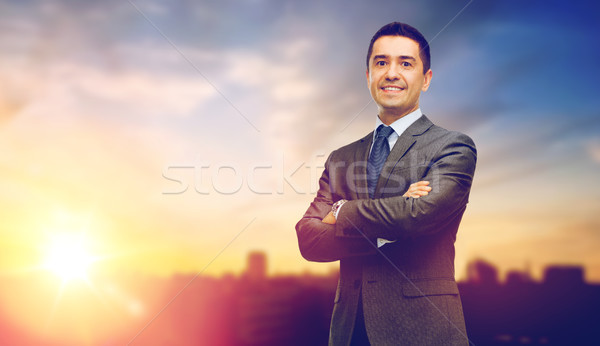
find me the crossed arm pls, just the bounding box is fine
[295,179,433,262]
[333,135,476,241]
[321,181,431,224]
[296,133,476,262]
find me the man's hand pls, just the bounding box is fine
[322,211,336,224]
[321,181,431,224]
[403,181,431,198]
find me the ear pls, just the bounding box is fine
[421,69,433,91]
[366,68,370,89]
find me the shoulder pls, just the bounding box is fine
[422,125,477,172]
[428,125,475,147]
[414,118,477,164]
[417,115,475,149]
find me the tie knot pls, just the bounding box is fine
[376,125,394,139]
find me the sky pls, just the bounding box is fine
[1,0,600,286]
[2,0,600,343]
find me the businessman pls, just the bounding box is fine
[296,22,476,345]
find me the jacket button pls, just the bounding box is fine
[353,280,360,289]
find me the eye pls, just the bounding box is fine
[401,61,412,67]
[375,60,387,66]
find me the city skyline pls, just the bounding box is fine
[2,252,597,345]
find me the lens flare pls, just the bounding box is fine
[43,234,95,282]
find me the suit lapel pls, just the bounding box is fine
[354,132,373,200]
[375,115,434,197]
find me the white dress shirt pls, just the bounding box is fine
[371,108,422,156]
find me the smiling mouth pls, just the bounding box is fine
[381,86,405,91]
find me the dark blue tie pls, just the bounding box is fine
[367,125,395,198]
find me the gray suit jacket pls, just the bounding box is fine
[296,115,476,345]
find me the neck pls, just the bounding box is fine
[378,105,418,125]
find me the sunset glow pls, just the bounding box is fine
[0,0,599,344]
[42,234,95,282]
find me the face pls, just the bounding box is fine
[366,36,432,121]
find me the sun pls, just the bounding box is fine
[43,234,96,282]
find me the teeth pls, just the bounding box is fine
[383,87,403,91]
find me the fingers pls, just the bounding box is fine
[403,181,431,198]
[321,211,337,224]
[413,181,430,186]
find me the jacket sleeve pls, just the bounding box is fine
[334,133,477,240]
[295,152,377,262]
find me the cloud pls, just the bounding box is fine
[0,92,26,125]
[72,64,217,116]
[220,44,320,103]
[0,56,218,123]
[586,139,600,163]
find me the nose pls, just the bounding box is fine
[385,62,401,80]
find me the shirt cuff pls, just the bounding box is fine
[333,200,347,220]
[377,238,397,248]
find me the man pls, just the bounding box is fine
[296,22,476,345]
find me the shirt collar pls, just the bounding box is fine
[374,108,422,137]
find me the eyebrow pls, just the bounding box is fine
[372,54,416,61]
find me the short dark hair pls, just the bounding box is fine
[366,22,431,74]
